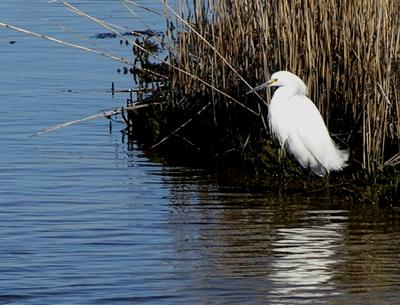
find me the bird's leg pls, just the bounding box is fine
[278,145,286,163]
[306,169,312,195]
[275,146,286,184]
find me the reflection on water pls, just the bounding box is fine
[157,167,400,305]
[270,219,344,302]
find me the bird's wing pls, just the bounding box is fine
[288,95,334,167]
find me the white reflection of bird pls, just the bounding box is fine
[252,71,348,177]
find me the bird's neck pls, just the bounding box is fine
[272,85,298,102]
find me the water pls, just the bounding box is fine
[1,1,400,304]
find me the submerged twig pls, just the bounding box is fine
[149,101,212,150]
[122,0,166,18]
[107,87,156,94]
[0,22,129,65]
[308,179,356,194]
[32,103,162,137]
[0,21,166,80]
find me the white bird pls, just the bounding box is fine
[252,71,348,177]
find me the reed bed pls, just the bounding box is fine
[154,0,400,177]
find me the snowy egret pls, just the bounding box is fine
[252,71,348,177]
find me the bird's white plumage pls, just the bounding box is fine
[261,71,348,176]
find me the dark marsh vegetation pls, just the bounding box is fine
[127,0,400,203]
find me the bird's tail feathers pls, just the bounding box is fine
[326,145,349,172]
[308,143,348,176]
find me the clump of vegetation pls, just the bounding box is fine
[127,0,399,203]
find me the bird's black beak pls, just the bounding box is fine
[246,79,277,95]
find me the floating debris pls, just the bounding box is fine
[93,29,161,39]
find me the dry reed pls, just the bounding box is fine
[163,0,400,176]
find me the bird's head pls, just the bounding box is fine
[249,71,308,95]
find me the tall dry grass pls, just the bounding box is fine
[165,0,400,175]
